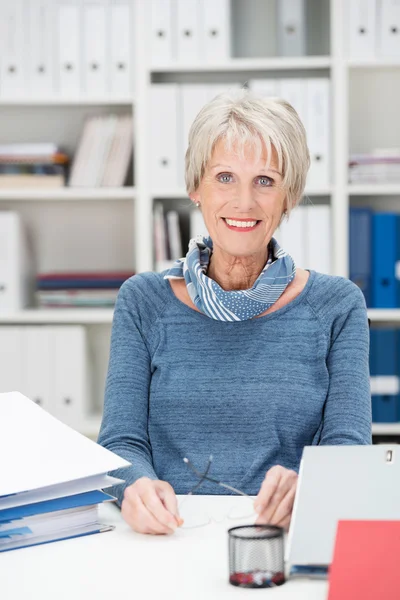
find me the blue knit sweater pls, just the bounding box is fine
[98,270,371,504]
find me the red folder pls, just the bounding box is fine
[328,520,400,600]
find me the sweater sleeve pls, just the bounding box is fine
[98,278,158,505]
[319,283,372,446]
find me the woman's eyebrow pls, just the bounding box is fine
[210,163,282,176]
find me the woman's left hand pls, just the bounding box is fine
[253,465,298,530]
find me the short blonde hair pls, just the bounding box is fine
[185,88,310,215]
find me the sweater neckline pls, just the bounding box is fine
[163,269,317,324]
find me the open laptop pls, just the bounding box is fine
[285,444,400,574]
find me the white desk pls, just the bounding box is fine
[2,497,328,600]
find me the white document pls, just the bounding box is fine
[202,0,231,62]
[0,212,30,312]
[150,84,180,190]
[82,0,107,96]
[176,0,201,62]
[149,0,173,64]
[277,78,307,128]
[52,326,90,429]
[190,210,209,239]
[0,391,130,496]
[304,205,332,274]
[28,0,55,96]
[276,0,306,57]
[378,0,400,57]
[56,0,82,96]
[248,79,278,97]
[348,0,377,59]
[275,207,306,268]
[0,1,25,97]
[306,78,330,189]
[20,326,53,415]
[109,0,133,96]
[0,327,24,394]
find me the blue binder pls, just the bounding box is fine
[370,329,398,423]
[349,208,372,307]
[372,213,397,308]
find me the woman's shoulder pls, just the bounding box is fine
[307,270,367,323]
[116,271,171,317]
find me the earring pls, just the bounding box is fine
[195,202,200,208]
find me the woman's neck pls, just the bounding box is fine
[206,248,269,291]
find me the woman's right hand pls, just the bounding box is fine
[121,477,184,535]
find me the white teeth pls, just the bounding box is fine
[225,218,258,228]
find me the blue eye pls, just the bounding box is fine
[256,176,273,186]
[217,173,233,183]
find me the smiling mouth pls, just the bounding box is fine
[222,218,261,230]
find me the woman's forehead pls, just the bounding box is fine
[209,138,278,170]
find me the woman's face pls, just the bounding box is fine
[191,138,286,259]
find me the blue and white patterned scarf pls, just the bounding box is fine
[164,236,296,322]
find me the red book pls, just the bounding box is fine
[328,520,400,600]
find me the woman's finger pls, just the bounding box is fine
[254,467,282,515]
[267,484,297,526]
[132,495,176,535]
[156,481,184,525]
[141,484,180,531]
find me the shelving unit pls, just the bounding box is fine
[1,0,399,439]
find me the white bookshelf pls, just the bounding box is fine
[1,0,400,438]
[372,423,400,436]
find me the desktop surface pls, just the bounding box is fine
[2,496,327,600]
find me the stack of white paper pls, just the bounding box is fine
[0,392,130,553]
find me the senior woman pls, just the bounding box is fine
[98,89,371,536]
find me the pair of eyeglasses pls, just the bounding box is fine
[178,455,257,529]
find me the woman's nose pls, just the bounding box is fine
[232,184,256,212]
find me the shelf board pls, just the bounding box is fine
[0,97,134,106]
[367,309,400,322]
[152,186,332,199]
[348,184,400,196]
[0,187,135,201]
[151,56,332,73]
[348,59,400,69]
[0,309,114,324]
[372,423,400,435]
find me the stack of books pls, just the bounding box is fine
[0,391,129,553]
[36,271,134,308]
[349,149,400,183]
[154,202,183,272]
[69,114,133,188]
[0,143,69,189]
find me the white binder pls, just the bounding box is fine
[378,0,400,57]
[202,0,231,62]
[56,0,82,96]
[348,0,377,59]
[150,84,180,190]
[52,326,90,428]
[248,79,278,97]
[180,84,211,187]
[306,78,330,189]
[0,212,31,313]
[304,205,332,274]
[176,0,201,62]
[82,0,107,96]
[109,0,133,96]
[28,0,55,97]
[21,326,53,414]
[190,209,209,239]
[277,78,307,128]
[275,207,306,268]
[0,327,24,393]
[276,0,306,57]
[149,0,173,64]
[0,1,26,97]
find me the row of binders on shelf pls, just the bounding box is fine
[370,329,400,423]
[1,0,133,99]
[36,271,133,309]
[348,0,400,60]
[0,326,92,430]
[149,0,327,63]
[350,208,400,308]
[150,79,330,192]
[0,392,128,553]
[0,143,68,189]
[349,149,400,184]
[69,114,133,187]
